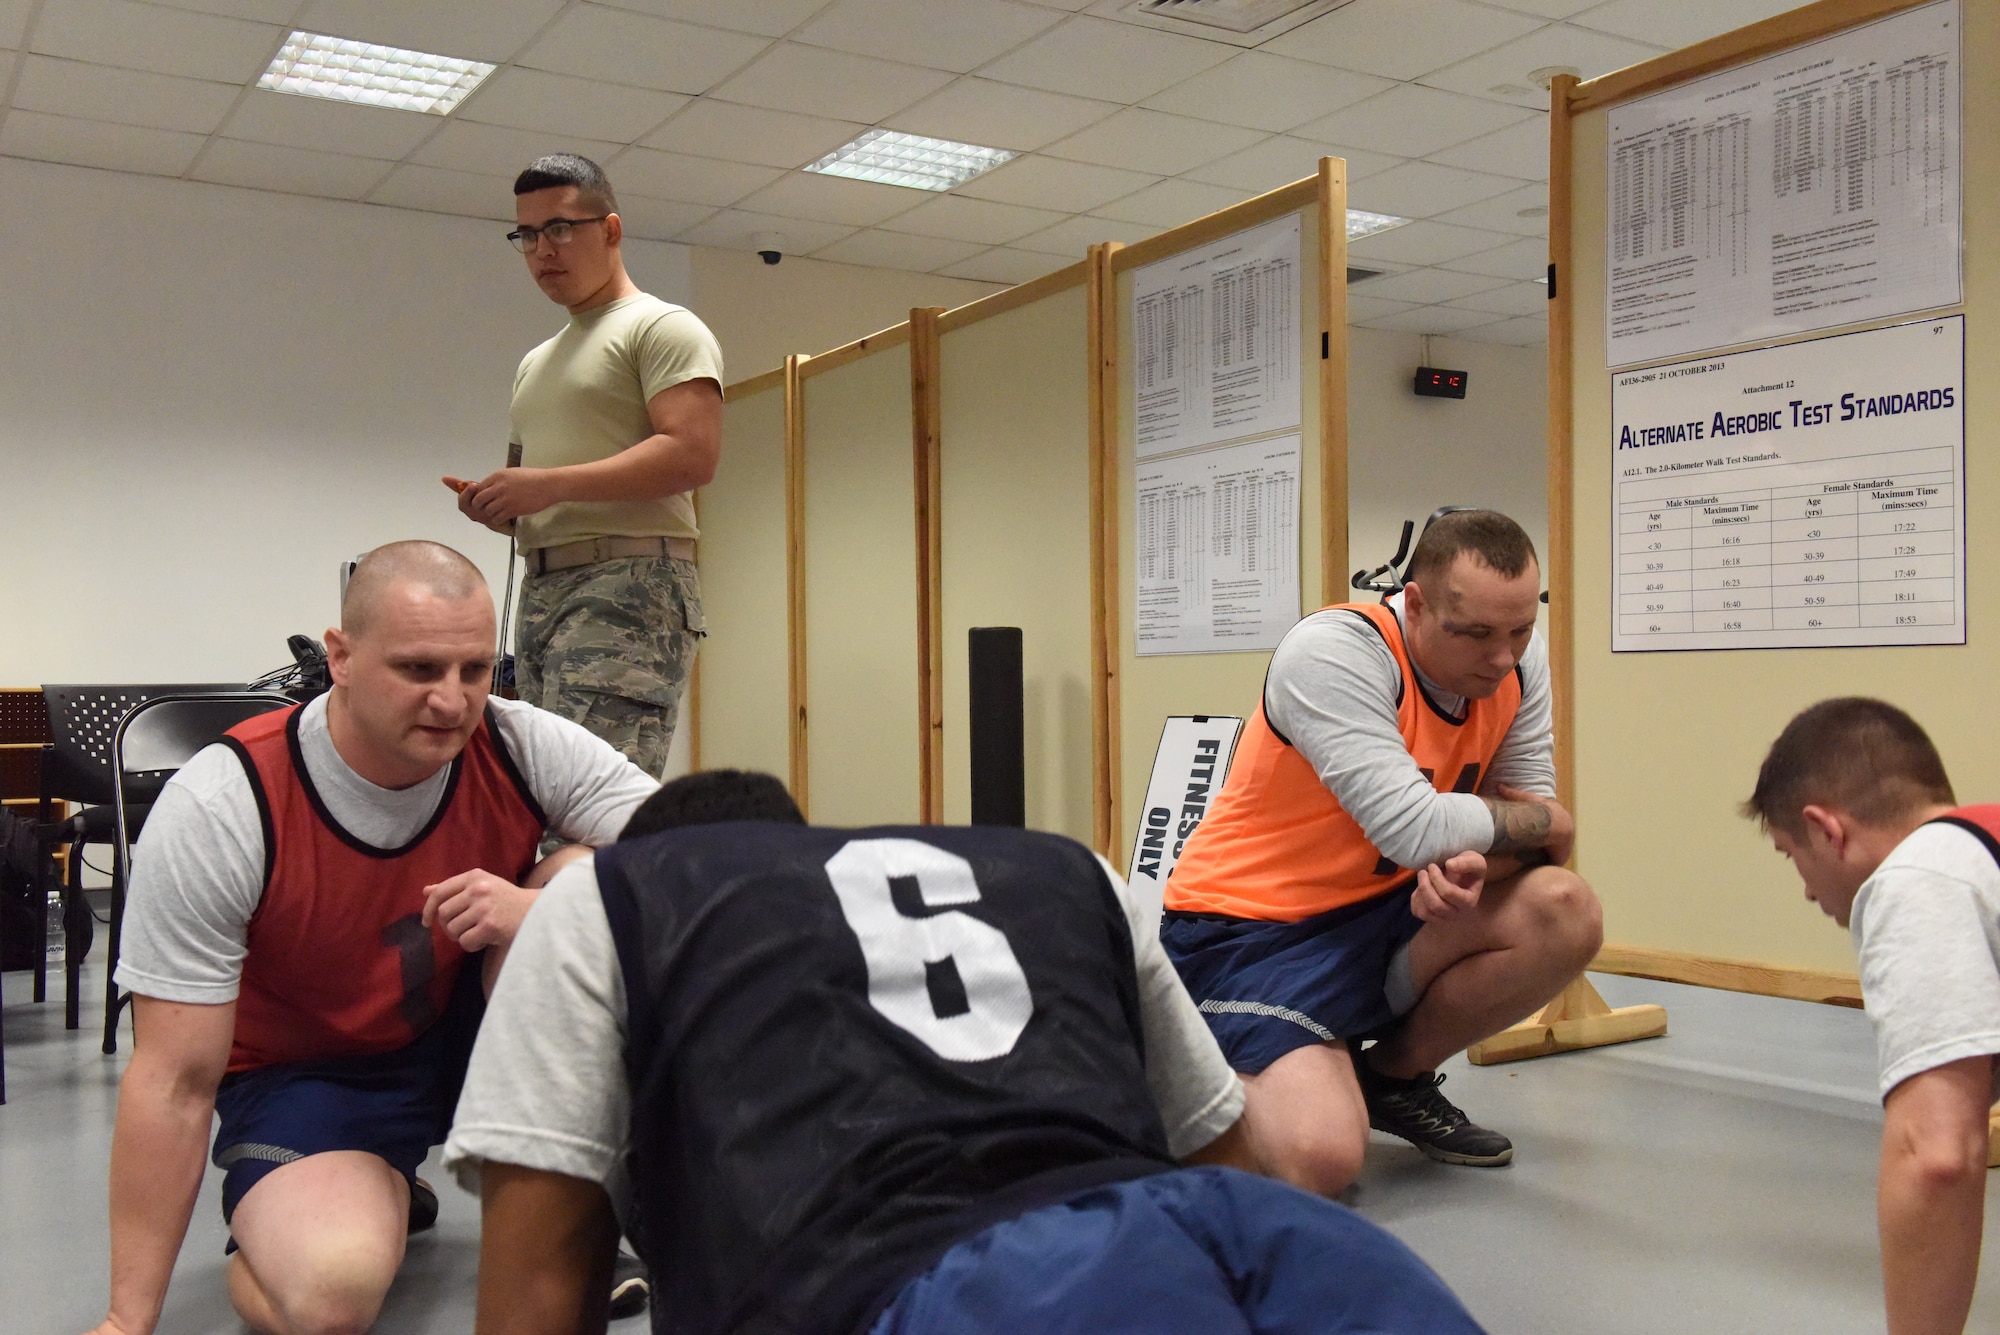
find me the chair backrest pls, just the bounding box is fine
[40,684,245,806]
[113,693,293,872]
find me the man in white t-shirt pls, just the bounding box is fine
[442,771,1488,1334]
[1745,696,2000,1335]
[448,153,724,779]
[83,541,656,1335]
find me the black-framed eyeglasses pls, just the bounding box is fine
[506,216,610,253]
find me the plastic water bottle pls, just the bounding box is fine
[45,891,63,964]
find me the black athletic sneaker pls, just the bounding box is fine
[1356,1062,1514,1166]
[609,1250,651,1321]
[408,1178,440,1235]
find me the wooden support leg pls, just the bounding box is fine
[1464,974,1669,1066]
[1987,1108,2000,1169]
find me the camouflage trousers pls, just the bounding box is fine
[514,555,704,779]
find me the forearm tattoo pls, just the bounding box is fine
[1484,798,1552,855]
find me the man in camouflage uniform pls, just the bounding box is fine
[451,154,721,779]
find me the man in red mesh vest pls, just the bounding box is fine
[1746,697,2000,1335]
[85,541,655,1335]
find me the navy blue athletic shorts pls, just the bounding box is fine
[211,963,484,1242]
[870,1166,1483,1334]
[1161,883,1425,1074]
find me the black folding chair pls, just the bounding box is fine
[106,692,291,1054]
[39,685,244,1035]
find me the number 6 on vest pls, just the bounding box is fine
[825,839,1034,1062]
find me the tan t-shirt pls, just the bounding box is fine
[509,292,724,551]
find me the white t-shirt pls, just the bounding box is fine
[1263,592,1556,870]
[1851,820,2000,1101]
[114,694,659,1005]
[442,853,1246,1217]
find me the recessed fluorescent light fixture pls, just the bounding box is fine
[806,130,1015,192]
[1346,208,1409,241]
[259,31,496,115]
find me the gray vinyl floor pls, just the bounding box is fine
[8,961,2000,1333]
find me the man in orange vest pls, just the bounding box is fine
[1163,510,1602,1196]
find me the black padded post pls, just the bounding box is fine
[967,627,1024,828]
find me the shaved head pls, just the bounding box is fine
[342,541,488,639]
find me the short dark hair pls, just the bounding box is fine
[1404,509,1538,588]
[619,770,805,842]
[514,153,617,214]
[1743,697,1954,837]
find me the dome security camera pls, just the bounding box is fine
[752,231,785,265]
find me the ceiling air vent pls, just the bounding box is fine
[1097,0,1355,46]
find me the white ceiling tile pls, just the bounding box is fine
[795,0,1064,74]
[883,77,1117,152]
[675,206,857,253]
[1351,266,1510,305]
[813,227,987,271]
[977,15,1231,103]
[150,0,296,19]
[1343,293,1418,322]
[413,122,624,181]
[602,146,783,206]
[1045,107,1263,177]
[595,0,833,38]
[955,154,1154,212]
[1141,51,1390,132]
[11,55,240,135]
[1480,0,1597,17]
[368,163,518,220]
[613,194,717,240]
[1016,0,1089,10]
[707,41,953,124]
[1452,279,1549,316]
[1431,181,1548,236]
[938,246,1069,284]
[1266,0,1545,82]
[735,170,926,226]
[1094,177,1248,228]
[878,194,1066,245]
[1297,85,1532,160]
[294,0,565,64]
[1,0,32,47]
[1424,115,1549,179]
[1010,212,1155,256]
[1349,219,1513,266]
[517,7,770,95]
[1350,160,1522,218]
[1440,234,1547,279]
[643,99,861,169]
[1359,304,1504,334]
[0,108,206,175]
[31,0,283,82]
[190,138,396,198]
[459,68,689,142]
[1182,134,1402,194]
[1571,0,1805,50]
[0,49,13,84]
[220,89,439,159]
[1419,23,1665,111]
[1454,313,1546,344]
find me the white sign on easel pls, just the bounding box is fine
[1127,715,1245,892]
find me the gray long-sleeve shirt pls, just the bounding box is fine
[1261,593,1555,870]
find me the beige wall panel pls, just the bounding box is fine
[1115,206,1325,862]
[1566,1,1999,973]
[697,385,791,778]
[938,287,1094,840]
[802,346,923,824]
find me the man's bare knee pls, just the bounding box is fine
[1522,867,1603,961]
[527,843,592,890]
[1270,1126,1366,1199]
[1240,1044,1370,1199]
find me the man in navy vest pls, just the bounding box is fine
[444,770,1487,1333]
[1746,697,2000,1335]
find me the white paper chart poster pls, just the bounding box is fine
[1132,213,1301,459]
[1606,0,1960,367]
[1611,316,1963,653]
[1136,434,1301,656]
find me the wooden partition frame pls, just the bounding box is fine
[1549,0,1978,1001]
